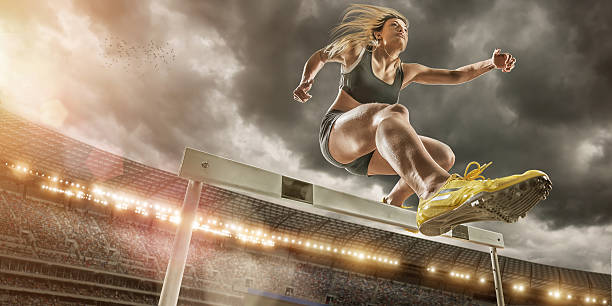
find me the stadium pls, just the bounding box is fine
[1,104,610,306]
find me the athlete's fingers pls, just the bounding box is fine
[293,90,305,102]
[295,87,306,97]
[297,90,310,102]
[300,90,309,100]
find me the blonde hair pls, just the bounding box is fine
[324,4,408,65]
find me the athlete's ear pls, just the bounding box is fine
[372,31,382,41]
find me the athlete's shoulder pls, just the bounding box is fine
[323,43,365,67]
[399,63,426,88]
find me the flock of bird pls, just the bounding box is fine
[100,36,176,74]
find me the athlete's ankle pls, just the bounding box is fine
[419,173,451,200]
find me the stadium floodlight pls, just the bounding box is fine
[158,148,509,306]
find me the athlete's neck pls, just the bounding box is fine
[372,43,401,70]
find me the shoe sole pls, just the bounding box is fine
[418,175,552,236]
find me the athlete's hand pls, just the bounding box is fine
[492,49,516,72]
[293,79,314,103]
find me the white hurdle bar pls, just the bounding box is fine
[158,148,507,306]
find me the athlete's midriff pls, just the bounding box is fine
[327,89,363,113]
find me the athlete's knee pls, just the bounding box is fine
[382,103,410,121]
[443,146,455,171]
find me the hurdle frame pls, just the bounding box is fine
[157,148,506,306]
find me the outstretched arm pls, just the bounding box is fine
[403,49,516,87]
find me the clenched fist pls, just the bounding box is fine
[293,79,314,103]
[492,49,516,72]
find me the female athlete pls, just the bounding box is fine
[293,4,551,236]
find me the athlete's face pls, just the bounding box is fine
[375,18,408,51]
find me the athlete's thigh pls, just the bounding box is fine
[367,135,454,175]
[328,103,388,164]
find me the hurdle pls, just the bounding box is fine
[158,148,507,306]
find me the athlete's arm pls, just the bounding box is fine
[402,49,516,87]
[293,45,359,103]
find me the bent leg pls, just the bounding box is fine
[369,136,456,206]
[328,103,450,199]
[372,105,450,199]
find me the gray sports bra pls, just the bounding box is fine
[339,46,403,104]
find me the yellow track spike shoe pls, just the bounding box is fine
[417,161,552,236]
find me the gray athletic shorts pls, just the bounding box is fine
[319,109,374,177]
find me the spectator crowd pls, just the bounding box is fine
[0,189,492,305]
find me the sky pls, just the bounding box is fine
[0,0,610,275]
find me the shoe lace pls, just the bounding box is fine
[458,161,493,181]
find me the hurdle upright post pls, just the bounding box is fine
[490,247,505,306]
[158,179,203,306]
